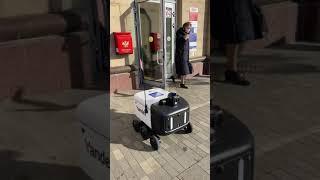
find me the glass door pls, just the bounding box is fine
[165,2,176,79]
[134,0,176,88]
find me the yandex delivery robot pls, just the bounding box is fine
[133,88,193,150]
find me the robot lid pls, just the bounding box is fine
[134,88,170,107]
[76,94,109,138]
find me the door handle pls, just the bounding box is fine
[156,51,163,65]
[157,59,163,65]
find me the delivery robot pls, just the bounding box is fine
[77,94,109,180]
[133,88,193,150]
[211,105,255,180]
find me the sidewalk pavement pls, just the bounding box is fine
[211,46,320,180]
[110,76,210,180]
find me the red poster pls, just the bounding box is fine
[189,7,199,21]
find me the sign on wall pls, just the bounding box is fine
[189,7,199,21]
[189,21,198,50]
[189,7,198,53]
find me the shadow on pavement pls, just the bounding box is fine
[113,90,134,97]
[110,109,190,152]
[0,150,91,180]
[110,109,154,152]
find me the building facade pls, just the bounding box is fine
[110,0,210,92]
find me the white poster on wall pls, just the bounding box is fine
[189,7,199,55]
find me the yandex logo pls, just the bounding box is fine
[84,137,109,168]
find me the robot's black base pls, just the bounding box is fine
[133,120,192,150]
[211,106,255,180]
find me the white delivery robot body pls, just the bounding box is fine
[133,88,193,150]
[76,94,109,180]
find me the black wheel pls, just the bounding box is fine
[133,120,140,132]
[150,135,160,150]
[185,123,193,133]
[140,125,150,140]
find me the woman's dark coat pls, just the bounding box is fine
[211,0,259,43]
[175,27,191,76]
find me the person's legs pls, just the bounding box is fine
[181,75,185,84]
[224,43,250,86]
[225,44,239,71]
[180,75,188,89]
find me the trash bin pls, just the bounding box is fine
[76,94,109,180]
[211,106,255,180]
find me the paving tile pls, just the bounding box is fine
[110,155,126,179]
[118,146,146,178]
[140,176,150,180]
[197,144,210,154]
[150,150,161,159]
[197,155,210,174]
[117,157,131,172]
[129,160,148,179]
[140,160,155,175]
[161,142,170,149]
[158,148,185,173]
[162,162,180,178]
[130,150,147,165]
[174,149,201,169]
[196,132,209,141]
[113,149,125,161]
[146,157,161,172]
[168,135,179,144]
[182,139,196,149]
[177,164,209,180]
[148,168,172,180]
[154,155,167,166]
[186,135,201,147]
[193,146,208,158]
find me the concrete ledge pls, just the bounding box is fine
[0,11,87,43]
[110,72,137,93]
[190,56,207,63]
[241,1,298,52]
[110,65,137,74]
[188,61,207,78]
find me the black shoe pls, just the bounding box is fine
[170,76,176,83]
[225,70,250,86]
[180,84,188,89]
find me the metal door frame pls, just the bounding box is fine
[134,0,177,89]
[164,1,176,79]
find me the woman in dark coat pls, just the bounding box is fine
[212,0,263,85]
[175,22,192,89]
